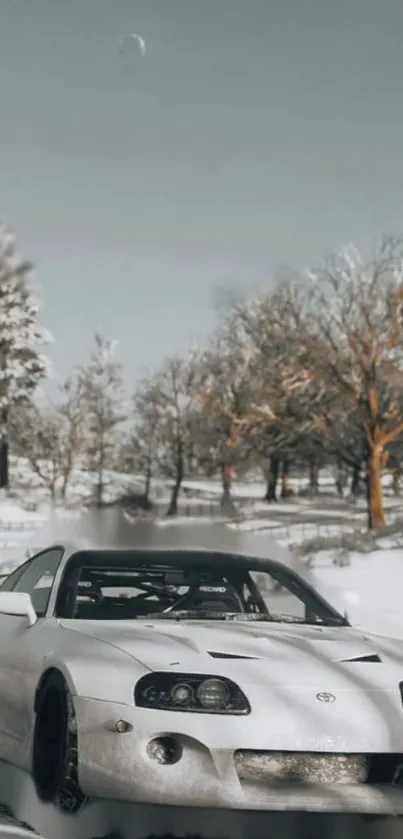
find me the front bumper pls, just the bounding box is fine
[74,697,403,814]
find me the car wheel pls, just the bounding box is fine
[32,669,87,814]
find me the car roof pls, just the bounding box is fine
[33,508,310,580]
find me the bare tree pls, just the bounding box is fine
[301,236,403,528]
[56,374,87,498]
[123,378,162,501]
[224,280,324,499]
[133,354,198,517]
[312,407,367,497]
[78,332,126,507]
[193,323,257,512]
[10,401,73,501]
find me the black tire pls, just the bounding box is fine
[32,669,87,814]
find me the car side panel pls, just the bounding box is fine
[0,616,55,767]
[0,617,149,772]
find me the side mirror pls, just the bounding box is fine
[343,590,361,622]
[0,592,37,626]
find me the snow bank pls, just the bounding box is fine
[312,547,403,639]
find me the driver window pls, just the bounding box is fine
[2,549,64,617]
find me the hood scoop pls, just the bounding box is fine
[339,654,381,663]
[208,651,259,660]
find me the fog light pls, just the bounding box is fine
[114,719,133,734]
[146,736,182,765]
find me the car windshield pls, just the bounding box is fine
[55,550,346,626]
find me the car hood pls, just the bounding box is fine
[60,618,396,687]
[60,618,403,752]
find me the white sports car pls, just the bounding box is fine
[0,513,403,818]
[0,804,39,839]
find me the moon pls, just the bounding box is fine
[132,34,146,56]
[119,33,146,68]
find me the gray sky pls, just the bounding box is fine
[1,0,403,390]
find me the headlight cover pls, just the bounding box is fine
[135,672,251,714]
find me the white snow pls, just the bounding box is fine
[235,519,357,545]
[0,468,401,642]
[311,547,403,640]
[0,501,45,524]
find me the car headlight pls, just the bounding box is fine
[134,672,250,714]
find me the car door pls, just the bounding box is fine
[0,547,64,762]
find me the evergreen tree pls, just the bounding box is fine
[0,222,50,487]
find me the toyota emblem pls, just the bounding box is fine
[316,691,336,703]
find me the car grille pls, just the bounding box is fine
[234,751,395,785]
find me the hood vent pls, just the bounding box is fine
[208,651,259,660]
[339,654,381,663]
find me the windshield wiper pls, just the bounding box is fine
[141,610,274,622]
[269,614,348,627]
[139,610,347,626]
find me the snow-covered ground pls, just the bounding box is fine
[1,464,403,641]
[308,545,403,640]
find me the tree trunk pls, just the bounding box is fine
[264,455,280,501]
[308,455,320,495]
[0,440,9,490]
[144,456,152,501]
[220,464,238,515]
[366,446,386,529]
[166,445,184,516]
[335,459,345,497]
[350,463,361,497]
[0,408,9,490]
[221,464,232,501]
[392,469,401,497]
[280,457,290,498]
[60,459,73,500]
[95,474,104,508]
[60,475,68,500]
[95,435,105,508]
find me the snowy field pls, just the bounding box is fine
[1,461,403,641]
[308,547,403,640]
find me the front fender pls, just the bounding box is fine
[36,635,149,705]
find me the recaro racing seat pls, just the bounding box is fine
[73,576,105,619]
[184,580,245,612]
